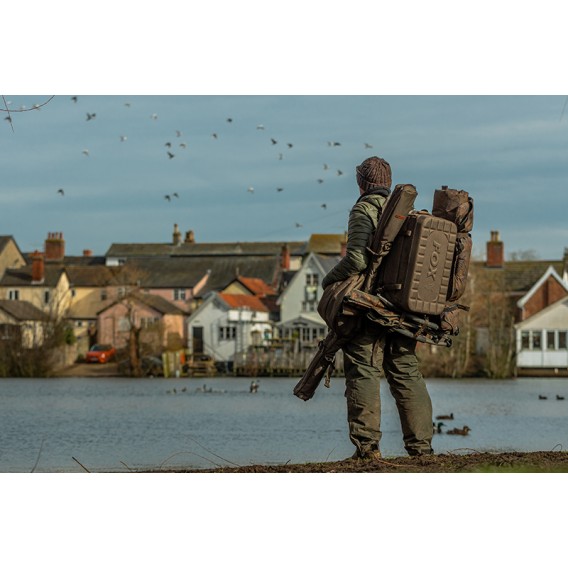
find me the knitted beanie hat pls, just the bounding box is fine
[356,156,392,192]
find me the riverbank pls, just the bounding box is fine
[150,451,568,473]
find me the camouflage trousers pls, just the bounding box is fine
[342,323,433,456]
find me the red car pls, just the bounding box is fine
[85,344,116,364]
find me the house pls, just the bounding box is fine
[0,299,50,348]
[186,292,272,366]
[0,251,71,320]
[0,236,26,279]
[97,292,189,351]
[515,295,568,374]
[276,251,341,346]
[514,266,568,375]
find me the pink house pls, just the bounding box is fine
[97,292,188,350]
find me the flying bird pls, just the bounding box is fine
[57,188,65,196]
[276,187,284,192]
[165,142,172,148]
[86,113,96,121]
[4,116,12,123]
[227,118,233,123]
[120,135,127,142]
[124,102,131,107]
[271,138,278,145]
[295,222,303,228]
[287,143,293,148]
[256,124,265,130]
[151,113,158,120]
[321,203,327,209]
[176,130,182,137]
[364,142,373,148]
[317,179,324,184]
[328,141,341,146]
[172,192,179,198]
[164,195,171,201]
[323,163,329,170]
[337,170,343,176]
[212,133,218,139]
[71,96,78,103]
[278,153,283,160]
[167,151,175,159]
[179,143,187,149]
[82,149,90,157]
[247,186,255,193]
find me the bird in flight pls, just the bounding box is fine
[276,187,284,192]
[317,179,324,184]
[227,118,233,123]
[295,222,303,228]
[271,138,278,145]
[212,133,218,139]
[278,153,283,160]
[124,102,131,107]
[176,130,182,137]
[364,142,373,148]
[172,192,179,198]
[321,203,327,209]
[82,149,90,157]
[165,142,172,148]
[86,113,96,121]
[323,163,329,170]
[179,143,187,149]
[287,143,293,148]
[328,141,341,146]
[256,124,265,130]
[247,186,255,193]
[337,170,343,176]
[151,113,158,120]
[71,96,78,103]
[167,151,175,159]
[164,195,171,201]
[57,188,65,196]
[120,135,127,142]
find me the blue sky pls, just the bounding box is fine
[2,95,567,260]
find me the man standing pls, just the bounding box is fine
[322,156,434,460]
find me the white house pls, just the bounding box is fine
[515,295,568,372]
[186,292,272,365]
[276,252,340,345]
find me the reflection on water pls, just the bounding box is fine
[0,376,567,472]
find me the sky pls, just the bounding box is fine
[2,95,568,260]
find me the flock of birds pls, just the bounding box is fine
[433,413,471,436]
[49,96,376,233]
[538,394,565,400]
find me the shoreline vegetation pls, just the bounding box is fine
[145,451,568,474]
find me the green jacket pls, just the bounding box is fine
[322,192,386,289]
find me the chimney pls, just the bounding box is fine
[83,249,92,257]
[30,250,45,284]
[184,230,195,244]
[486,230,504,268]
[281,243,290,271]
[340,232,348,257]
[44,232,65,261]
[173,223,182,245]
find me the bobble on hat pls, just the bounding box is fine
[356,156,392,192]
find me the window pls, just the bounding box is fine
[547,331,555,350]
[306,274,319,287]
[219,326,236,341]
[44,290,50,304]
[118,287,127,299]
[301,300,317,312]
[521,331,530,350]
[559,331,567,350]
[174,288,186,301]
[8,290,19,300]
[532,331,542,350]
[100,289,108,301]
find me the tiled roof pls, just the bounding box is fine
[65,266,124,287]
[98,292,187,316]
[218,293,269,312]
[315,254,342,275]
[0,300,49,321]
[105,241,307,258]
[308,234,345,255]
[0,265,65,287]
[474,260,565,294]
[235,276,277,296]
[124,258,210,288]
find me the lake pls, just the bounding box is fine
[1,376,567,472]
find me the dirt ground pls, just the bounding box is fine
[57,362,120,378]
[151,450,568,473]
